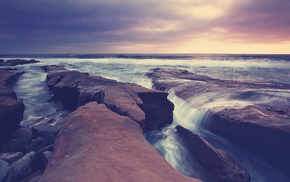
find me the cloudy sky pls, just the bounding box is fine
[0,0,290,54]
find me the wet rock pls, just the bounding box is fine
[0,69,25,142]
[10,128,33,146]
[210,105,290,176]
[11,151,35,176]
[32,124,59,138]
[44,66,174,130]
[176,126,251,182]
[41,151,53,167]
[147,68,290,176]
[0,159,10,181]
[0,152,24,164]
[25,137,48,153]
[0,69,24,86]
[2,139,25,153]
[0,85,17,99]
[39,102,199,182]
[0,59,39,66]
[0,96,25,143]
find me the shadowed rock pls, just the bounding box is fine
[0,70,25,142]
[0,69,24,99]
[39,102,199,182]
[176,126,251,182]
[43,66,174,130]
[0,96,25,143]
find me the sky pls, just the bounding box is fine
[0,0,290,54]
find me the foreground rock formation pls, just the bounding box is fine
[44,66,174,131]
[39,102,199,182]
[147,68,290,176]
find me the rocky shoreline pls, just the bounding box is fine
[1,65,59,181]
[1,61,289,181]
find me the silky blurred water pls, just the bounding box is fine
[2,54,290,181]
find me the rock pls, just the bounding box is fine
[146,68,290,99]
[0,96,25,143]
[39,102,199,182]
[25,137,48,154]
[1,139,25,153]
[0,59,39,66]
[0,159,10,181]
[147,68,290,176]
[0,69,24,87]
[32,124,59,137]
[41,151,53,167]
[20,169,44,182]
[0,152,24,164]
[44,66,174,130]
[11,151,35,177]
[209,105,290,176]
[10,128,33,146]
[0,85,17,99]
[176,126,251,182]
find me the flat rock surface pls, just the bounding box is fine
[44,66,174,130]
[39,102,199,182]
[146,68,290,175]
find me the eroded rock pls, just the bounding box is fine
[44,66,174,130]
[147,68,290,175]
[39,102,199,182]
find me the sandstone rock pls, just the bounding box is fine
[176,126,251,182]
[39,102,199,182]
[147,68,290,176]
[0,152,24,164]
[11,151,36,177]
[209,105,290,176]
[146,68,290,99]
[44,66,174,130]
[0,96,25,142]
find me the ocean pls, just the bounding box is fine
[1,54,290,181]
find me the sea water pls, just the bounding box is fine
[1,54,290,181]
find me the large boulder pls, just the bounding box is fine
[39,102,199,182]
[176,126,251,182]
[44,66,174,130]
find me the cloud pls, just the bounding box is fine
[0,0,289,53]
